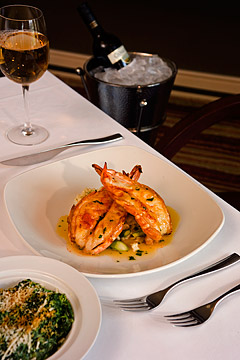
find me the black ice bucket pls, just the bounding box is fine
[78,52,177,144]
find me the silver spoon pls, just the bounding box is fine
[1,133,123,166]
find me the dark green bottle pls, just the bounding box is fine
[78,2,131,69]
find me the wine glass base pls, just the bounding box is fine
[7,124,49,145]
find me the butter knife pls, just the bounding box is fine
[1,133,123,166]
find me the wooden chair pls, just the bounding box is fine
[154,94,240,210]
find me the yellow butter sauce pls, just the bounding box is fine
[56,215,68,239]
[56,215,92,257]
[56,207,180,260]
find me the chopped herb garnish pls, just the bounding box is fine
[98,215,104,222]
[129,256,136,260]
[93,200,104,204]
[146,197,154,201]
[103,227,107,234]
[135,187,140,191]
[98,234,102,238]
[136,250,143,256]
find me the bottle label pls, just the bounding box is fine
[107,45,130,65]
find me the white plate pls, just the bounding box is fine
[4,145,224,278]
[0,255,101,360]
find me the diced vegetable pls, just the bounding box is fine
[132,230,145,238]
[110,240,129,252]
[120,229,131,238]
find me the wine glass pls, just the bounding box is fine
[0,5,49,145]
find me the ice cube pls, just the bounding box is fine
[94,54,172,86]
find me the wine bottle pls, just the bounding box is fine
[78,2,131,70]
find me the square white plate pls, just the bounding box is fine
[4,145,224,278]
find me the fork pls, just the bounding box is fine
[165,283,240,326]
[111,253,240,311]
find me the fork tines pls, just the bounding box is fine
[165,312,203,327]
[113,299,151,311]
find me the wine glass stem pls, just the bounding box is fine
[22,85,34,136]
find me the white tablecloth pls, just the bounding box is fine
[0,72,239,360]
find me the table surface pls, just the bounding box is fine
[0,72,240,360]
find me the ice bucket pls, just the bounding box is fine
[79,52,177,144]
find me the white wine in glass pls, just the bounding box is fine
[0,5,49,145]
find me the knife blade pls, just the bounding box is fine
[1,133,123,166]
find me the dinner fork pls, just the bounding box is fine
[165,283,240,326]
[112,253,240,311]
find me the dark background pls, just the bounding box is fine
[1,0,240,76]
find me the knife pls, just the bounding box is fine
[1,133,123,166]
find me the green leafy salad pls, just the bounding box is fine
[0,279,74,360]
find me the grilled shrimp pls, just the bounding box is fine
[98,163,172,242]
[84,201,127,254]
[68,187,113,248]
[85,164,142,255]
[68,165,142,255]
